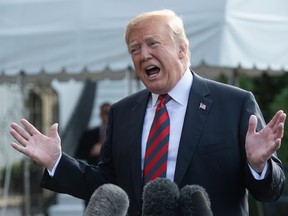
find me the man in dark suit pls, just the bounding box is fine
[10,9,286,216]
[75,102,111,166]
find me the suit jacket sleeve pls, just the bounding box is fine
[244,156,285,201]
[41,152,108,200]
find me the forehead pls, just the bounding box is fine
[127,17,171,44]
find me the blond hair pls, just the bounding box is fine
[124,9,191,67]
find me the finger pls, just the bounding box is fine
[271,112,286,134]
[50,123,59,139]
[20,119,40,136]
[280,112,286,124]
[11,141,28,155]
[10,122,31,141]
[272,138,281,153]
[267,110,284,130]
[10,128,29,147]
[276,123,285,140]
[247,115,257,135]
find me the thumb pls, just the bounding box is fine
[50,123,60,139]
[247,115,257,135]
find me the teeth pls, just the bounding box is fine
[149,73,158,78]
[144,65,159,78]
[145,65,155,70]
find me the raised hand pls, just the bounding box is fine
[245,110,286,172]
[10,119,62,171]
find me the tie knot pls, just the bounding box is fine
[158,94,171,106]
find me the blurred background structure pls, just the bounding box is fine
[0,0,287,215]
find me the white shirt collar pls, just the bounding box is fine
[151,69,193,107]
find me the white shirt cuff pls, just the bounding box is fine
[47,153,62,177]
[248,162,268,180]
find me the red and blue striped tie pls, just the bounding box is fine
[143,94,171,185]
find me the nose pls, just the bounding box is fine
[140,46,152,62]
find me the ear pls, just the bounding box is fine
[178,43,187,59]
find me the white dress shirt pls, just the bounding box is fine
[141,69,192,181]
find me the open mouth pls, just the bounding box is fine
[145,65,160,78]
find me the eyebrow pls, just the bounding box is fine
[129,35,159,46]
[144,35,160,41]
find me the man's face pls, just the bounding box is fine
[101,105,111,125]
[127,17,186,95]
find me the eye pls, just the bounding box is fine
[130,46,140,55]
[149,41,159,47]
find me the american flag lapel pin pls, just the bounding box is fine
[199,102,206,110]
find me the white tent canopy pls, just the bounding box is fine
[0,0,288,82]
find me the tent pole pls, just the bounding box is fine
[0,141,12,216]
[18,72,31,216]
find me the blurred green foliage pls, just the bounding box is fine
[0,161,23,193]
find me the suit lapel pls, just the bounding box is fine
[174,73,212,186]
[127,90,150,208]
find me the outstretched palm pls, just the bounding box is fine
[245,110,286,172]
[10,119,61,171]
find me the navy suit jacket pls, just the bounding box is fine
[41,72,285,216]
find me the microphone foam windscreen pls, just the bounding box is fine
[142,177,179,216]
[84,183,129,216]
[179,184,213,216]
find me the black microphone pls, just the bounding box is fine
[179,184,213,216]
[84,183,129,216]
[142,177,180,216]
